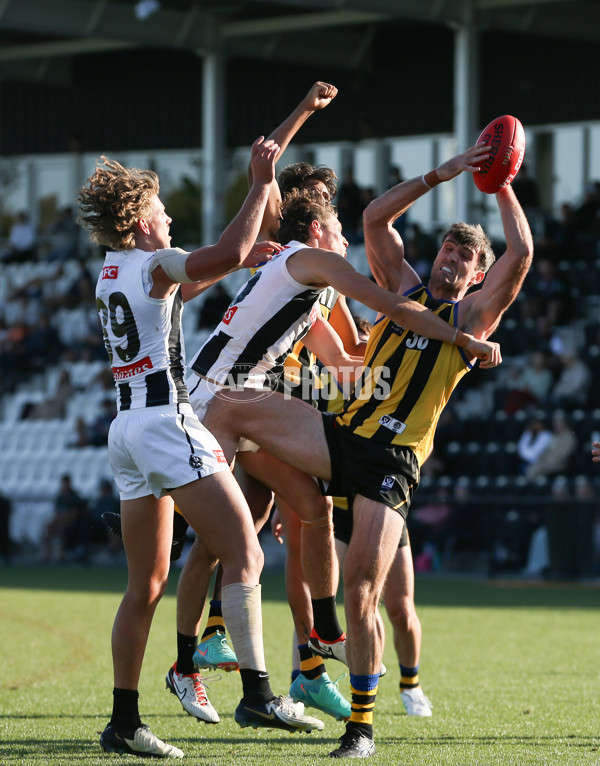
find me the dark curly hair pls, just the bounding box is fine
[278,162,338,200]
[278,191,337,245]
[76,156,159,250]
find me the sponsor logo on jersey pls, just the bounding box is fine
[101,265,119,279]
[309,303,319,325]
[213,449,228,464]
[222,306,238,325]
[389,322,406,336]
[112,356,153,379]
[380,475,395,490]
[189,455,203,470]
[378,414,407,433]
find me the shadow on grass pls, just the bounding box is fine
[0,567,598,610]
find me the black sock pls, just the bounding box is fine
[239,668,273,705]
[345,720,374,740]
[311,596,343,641]
[109,688,141,732]
[176,631,198,675]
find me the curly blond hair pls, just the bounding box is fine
[76,156,159,250]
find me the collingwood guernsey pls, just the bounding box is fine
[189,241,326,391]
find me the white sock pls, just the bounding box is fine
[221,582,266,672]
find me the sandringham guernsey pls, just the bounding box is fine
[336,284,473,466]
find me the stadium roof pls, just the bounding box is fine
[1,0,600,83]
[2,0,599,236]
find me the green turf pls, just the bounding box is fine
[0,566,598,765]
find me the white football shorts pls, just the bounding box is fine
[108,403,230,500]
[187,373,260,453]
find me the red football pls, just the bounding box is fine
[474,115,525,194]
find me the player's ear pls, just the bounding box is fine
[310,219,322,238]
[471,270,486,285]
[137,218,150,235]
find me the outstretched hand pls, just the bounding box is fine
[243,240,284,269]
[250,136,280,185]
[436,143,491,183]
[303,81,338,112]
[465,336,502,369]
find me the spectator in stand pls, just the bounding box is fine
[43,474,89,563]
[529,258,573,327]
[0,320,30,392]
[89,478,122,558]
[24,312,65,375]
[538,202,581,260]
[572,180,600,237]
[1,211,37,264]
[525,412,577,481]
[517,415,553,476]
[23,368,75,420]
[502,351,554,413]
[72,398,116,447]
[44,206,81,262]
[336,166,364,244]
[549,350,591,409]
[51,260,96,310]
[404,222,436,281]
[534,315,565,361]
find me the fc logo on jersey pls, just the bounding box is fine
[189,455,203,470]
[222,306,238,325]
[102,265,118,279]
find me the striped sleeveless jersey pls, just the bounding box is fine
[96,248,188,411]
[336,284,473,466]
[190,241,325,390]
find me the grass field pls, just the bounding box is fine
[0,565,598,765]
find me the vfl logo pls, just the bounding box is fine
[189,455,203,470]
[222,306,238,325]
[380,475,395,491]
[378,414,407,434]
[102,265,118,279]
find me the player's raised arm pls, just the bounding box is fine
[151,137,279,293]
[293,247,501,367]
[462,184,533,339]
[363,143,490,293]
[249,81,338,240]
